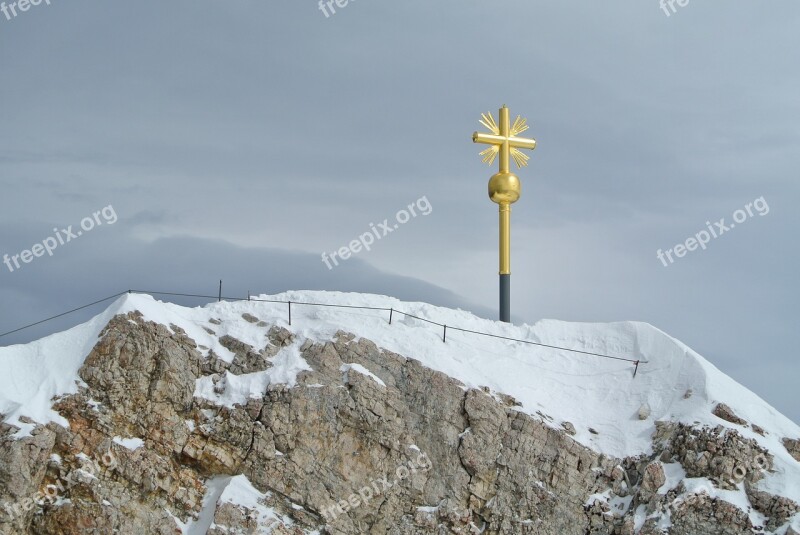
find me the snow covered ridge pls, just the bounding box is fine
[1,292,799,495]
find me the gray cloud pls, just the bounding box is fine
[0,228,493,346]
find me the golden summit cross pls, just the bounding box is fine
[473,106,537,173]
[472,105,537,322]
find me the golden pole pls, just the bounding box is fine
[472,105,537,322]
[499,203,510,275]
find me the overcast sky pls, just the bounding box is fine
[1,1,798,423]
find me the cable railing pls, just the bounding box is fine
[0,286,644,377]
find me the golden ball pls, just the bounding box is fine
[488,172,521,204]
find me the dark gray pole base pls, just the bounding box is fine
[499,274,510,323]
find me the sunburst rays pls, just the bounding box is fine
[479,112,500,135]
[479,145,500,165]
[510,147,530,168]
[510,115,529,137]
[475,111,534,169]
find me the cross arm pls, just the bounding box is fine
[473,132,537,151]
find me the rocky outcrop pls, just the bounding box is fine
[655,422,772,490]
[670,495,752,535]
[784,437,800,463]
[712,403,748,427]
[745,482,800,532]
[1,311,798,534]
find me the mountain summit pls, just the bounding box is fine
[1,292,798,534]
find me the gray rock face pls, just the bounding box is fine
[0,312,797,534]
[670,495,753,535]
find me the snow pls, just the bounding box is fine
[2,290,800,522]
[610,494,634,515]
[180,474,299,534]
[113,436,144,451]
[340,363,386,387]
[179,476,229,534]
[658,462,687,495]
[588,489,634,516]
[585,489,611,506]
[678,478,769,528]
[194,345,311,407]
[0,297,132,437]
[416,505,438,513]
